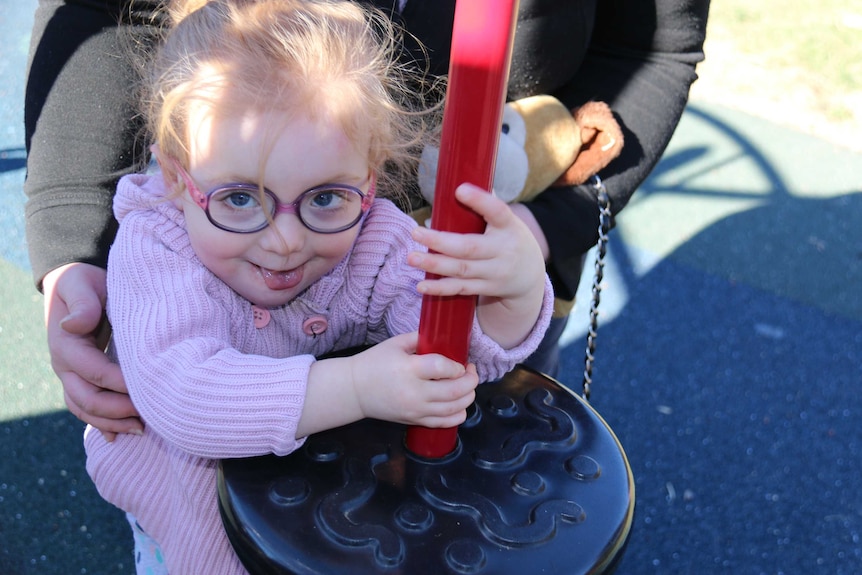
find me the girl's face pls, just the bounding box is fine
[177,103,372,308]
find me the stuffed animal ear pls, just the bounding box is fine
[555,101,624,186]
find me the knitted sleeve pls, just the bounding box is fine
[466,274,554,382]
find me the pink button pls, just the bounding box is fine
[302,315,328,336]
[252,306,271,329]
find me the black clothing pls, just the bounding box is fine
[24,0,709,301]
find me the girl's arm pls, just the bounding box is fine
[355,198,553,384]
[108,210,313,460]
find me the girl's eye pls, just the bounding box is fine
[215,190,260,210]
[227,192,256,208]
[307,190,346,210]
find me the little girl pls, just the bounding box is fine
[84,1,552,573]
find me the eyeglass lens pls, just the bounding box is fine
[208,185,365,233]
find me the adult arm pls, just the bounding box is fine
[24,0,161,288]
[23,0,161,433]
[525,0,711,300]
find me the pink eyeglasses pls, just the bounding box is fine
[172,160,375,234]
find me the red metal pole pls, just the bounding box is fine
[406,0,519,458]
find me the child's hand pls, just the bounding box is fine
[299,332,478,437]
[408,183,546,348]
[350,332,478,428]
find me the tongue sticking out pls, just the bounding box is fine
[260,266,303,291]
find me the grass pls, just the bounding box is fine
[708,0,862,119]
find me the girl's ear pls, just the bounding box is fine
[150,143,184,198]
[151,143,174,181]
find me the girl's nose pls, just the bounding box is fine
[259,213,306,254]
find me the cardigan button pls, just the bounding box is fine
[252,306,271,329]
[302,316,328,336]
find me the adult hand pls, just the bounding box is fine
[42,262,141,441]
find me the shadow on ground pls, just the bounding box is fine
[562,104,862,574]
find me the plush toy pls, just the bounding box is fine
[414,94,624,225]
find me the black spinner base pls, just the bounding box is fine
[218,365,634,574]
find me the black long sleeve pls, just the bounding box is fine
[23,0,160,289]
[526,0,710,300]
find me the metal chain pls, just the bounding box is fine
[582,175,611,401]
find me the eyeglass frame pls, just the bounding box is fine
[170,158,375,234]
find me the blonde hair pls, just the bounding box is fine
[143,0,439,200]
